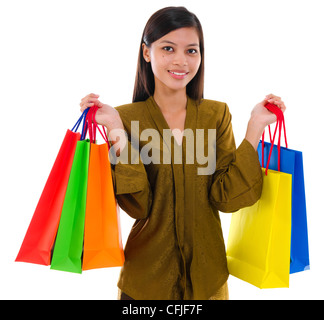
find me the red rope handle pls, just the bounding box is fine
[261,103,288,175]
[84,106,110,149]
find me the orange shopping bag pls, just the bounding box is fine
[82,106,124,270]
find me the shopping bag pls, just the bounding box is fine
[15,110,88,265]
[258,142,310,274]
[82,106,125,270]
[227,103,292,288]
[50,137,90,273]
[227,168,292,288]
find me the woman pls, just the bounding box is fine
[80,6,286,300]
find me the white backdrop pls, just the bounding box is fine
[1,0,323,300]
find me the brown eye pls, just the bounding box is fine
[188,48,198,54]
[163,46,173,52]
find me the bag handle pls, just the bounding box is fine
[84,106,110,148]
[71,108,89,138]
[261,103,288,175]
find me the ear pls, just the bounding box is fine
[142,43,151,63]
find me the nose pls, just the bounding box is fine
[172,52,188,66]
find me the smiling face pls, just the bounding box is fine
[142,27,202,95]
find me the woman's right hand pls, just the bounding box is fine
[79,93,123,131]
[80,93,126,155]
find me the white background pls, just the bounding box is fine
[1,0,323,300]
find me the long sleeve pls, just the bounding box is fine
[111,137,152,220]
[209,103,263,213]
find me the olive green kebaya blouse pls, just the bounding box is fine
[111,96,263,300]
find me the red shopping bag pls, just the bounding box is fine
[15,110,88,265]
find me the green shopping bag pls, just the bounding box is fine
[50,139,90,273]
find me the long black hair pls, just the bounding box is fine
[132,6,205,103]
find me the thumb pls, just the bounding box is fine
[260,98,269,106]
[95,100,105,108]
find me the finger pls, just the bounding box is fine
[266,94,282,103]
[81,93,99,102]
[265,93,281,99]
[83,102,95,109]
[269,100,286,113]
[80,93,101,113]
[84,93,99,99]
[264,94,287,113]
[96,100,104,108]
[80,102,95,112]
[80,96,100,107]
[85,97,100,104]
[261,98,269,106]
[271,99,284,107]
[267,96,284,107]
[86,98,104,108]
[269,100,283,108]
[265,93,274,99]
[280,102,286,112]
[89,93,100,101]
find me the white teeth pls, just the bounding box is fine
[170,71,187,76]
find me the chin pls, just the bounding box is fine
[166,81,190,92]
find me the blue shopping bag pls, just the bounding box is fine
[258,141,310,274]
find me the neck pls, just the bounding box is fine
[153,85,187,113]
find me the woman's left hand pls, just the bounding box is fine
[251,94,287,127]
[245,94,287,150]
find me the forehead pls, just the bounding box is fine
[156,27,199,46]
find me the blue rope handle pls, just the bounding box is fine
[71,108,89,140]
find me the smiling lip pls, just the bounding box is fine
[168,70,189,79]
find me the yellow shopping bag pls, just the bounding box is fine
[226,168,292,288]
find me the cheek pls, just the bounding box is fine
[191,56,201,72]
[151,54,170,74]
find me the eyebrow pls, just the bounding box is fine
[159,40,199,47]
